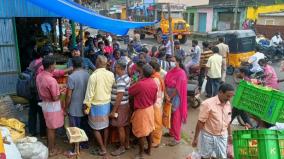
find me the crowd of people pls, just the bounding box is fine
[25,31,281,159]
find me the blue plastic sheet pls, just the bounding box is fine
[28,0,156,35]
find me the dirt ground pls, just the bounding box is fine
[48,106,199,159]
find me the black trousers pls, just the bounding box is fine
[28,96,46,136]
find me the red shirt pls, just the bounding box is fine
[129,78,158,109]
[104,46,113,55]
[36,71,60,102]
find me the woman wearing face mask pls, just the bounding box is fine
[164,56,188,146]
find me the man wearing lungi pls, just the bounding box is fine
[83,55,115,158]
[36,56,64,157]
[129,64,158,159]
[192,83,234,159]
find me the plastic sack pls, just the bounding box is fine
[0,118,25,141]
[16,137,48,159]
[269,122,284,130]
[201,79,207,94]
[0,127,22,159]
[186,151,201,159]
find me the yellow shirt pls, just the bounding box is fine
[84,68,115,108]
[206,54,222,78]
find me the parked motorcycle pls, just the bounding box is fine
[188,64,200,81]
[257,40,284,62]
[187,80,201,109]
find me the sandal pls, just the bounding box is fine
[152,143,159,148]
[167,140,180,147]
[111,147,126,156]
[63,150,77,158]
[49,148,63,157]
[98,150,107,156]
[144,149,151,155]
[134,154,144,159]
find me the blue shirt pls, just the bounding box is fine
[66,57,95,71]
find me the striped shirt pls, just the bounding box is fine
[200,50,213,68]
[111,74,130,105]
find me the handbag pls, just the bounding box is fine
[162,101,172,129]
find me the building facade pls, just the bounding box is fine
[0,0,58,96]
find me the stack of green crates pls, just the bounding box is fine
[232,80,284,124]
[233,129,284,159]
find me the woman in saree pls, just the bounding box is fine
[164,55,188,146]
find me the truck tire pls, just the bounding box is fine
[179,35,187,44]
[140,33,146,40]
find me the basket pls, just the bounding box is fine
[232,80,284,124]
[233,129,284,159]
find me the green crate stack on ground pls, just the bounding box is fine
[233,129,284,159]
[232,80,284,124]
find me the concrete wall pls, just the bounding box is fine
[197,8,213,32]
[213,7,246,31]
[257,16,284,26]
[247,4,284,20]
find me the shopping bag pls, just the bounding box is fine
[186,150,201,159]
[162,101,172,129]
[201,79,207,94]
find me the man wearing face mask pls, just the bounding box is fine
[192,83,234,159]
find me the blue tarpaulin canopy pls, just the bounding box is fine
[28,0,156,35]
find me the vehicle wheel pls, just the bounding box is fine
[190,97,201,109]
[140,33,146,40]
[179,35,187,44]
[226,66,234,75]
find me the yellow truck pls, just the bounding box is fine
[134,4,190,44]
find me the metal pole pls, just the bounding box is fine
[59,18,63,53]
[233,0,239,30]
[71,20,76,48]
[167,3,174,56]
[126,0,129,20]
[75,0,84,56]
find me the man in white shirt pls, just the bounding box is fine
[106,33,113,44]
[248,47,265,74]
[271,32,283,47]
[162,36,174,59]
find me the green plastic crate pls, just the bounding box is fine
[55,64,67,70]
[232,80,284,124]
[233,129,284,159]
